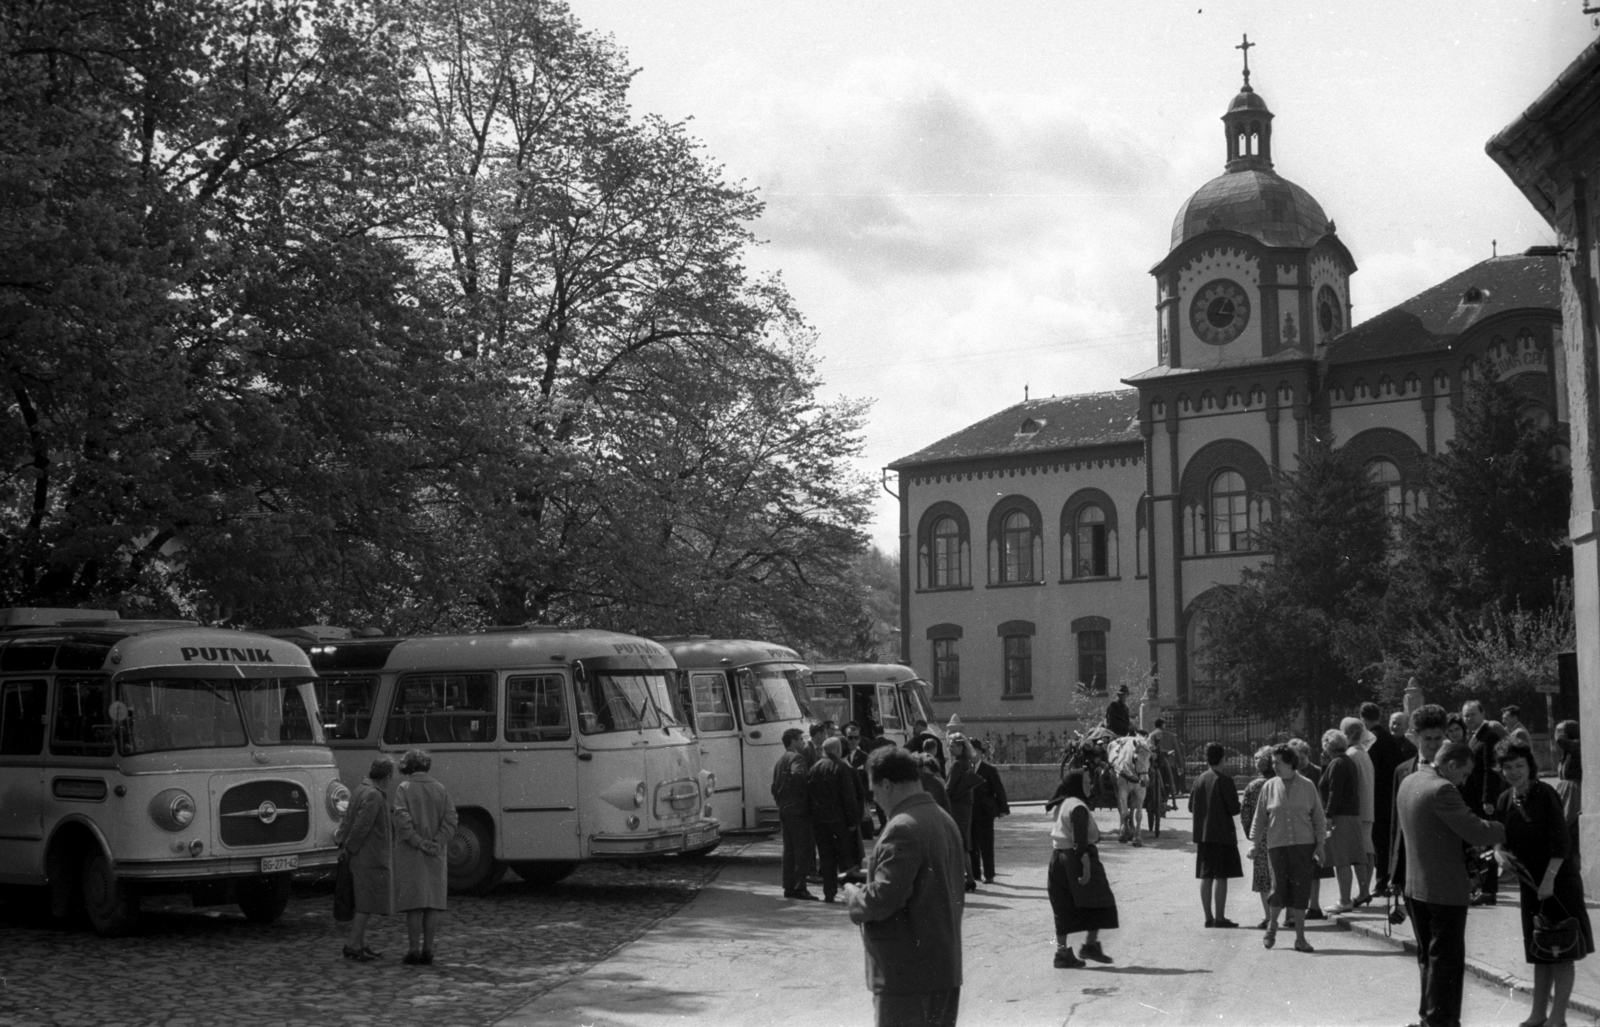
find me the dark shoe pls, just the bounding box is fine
[1353,892,1373,908]
[361,946,382,958]
[1293,938,1314,953]
[343,946,375,963]
[1212,917,1238,928]
[1469,893,1498,907]
[1079,941,1112,964]
[984,876,996,884]
[1263,926,1277,949]
[792,889,820,901]
[402,952,423,965]
[420,950,434,966]
[1254,919,1269,930]
[1304,907,1327,920]
[1053,946,1086,969]
[1204,916,1215,928]
[964,880,978,893]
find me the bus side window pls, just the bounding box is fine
[51,676,114,757]
[505,675,570,742]
[0,680,46,755]
[383,672,496,745]
[690,674,735,732]
[315,676,378,740]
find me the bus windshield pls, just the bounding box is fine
[576,672,680,734]
[116,678,316,755]
[738,668,806,725]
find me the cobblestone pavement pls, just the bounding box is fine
[0,853,730,1027]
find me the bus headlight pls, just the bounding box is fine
[326,780,352,820]
[634,782,647,808]
[150,788,197,832]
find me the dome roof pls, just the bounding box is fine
[1228,87,1269,113]
[1170,168,1330,250]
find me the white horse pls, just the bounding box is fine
[1108,735,1153,846]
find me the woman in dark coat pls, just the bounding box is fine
[1318,729,1366,913]
[1047,770,1118,969]
[334,757,394,962]
[393,749,459,966]
[944,734,981,892]
[1495,738,1593,1027]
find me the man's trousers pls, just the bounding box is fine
[1406,896,1467,1027]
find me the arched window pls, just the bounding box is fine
[1060,489,1118,580]
[1076,505,1109,577]
[931,516,961,587]
[1209,470,1250,553]
[916,503,971,590]
[988,496,1043,585]
[1003,511,1033,582]
[1367,458,1403,520]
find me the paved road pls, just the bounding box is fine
[0,858,718,1027]
[505,805,1552,1027]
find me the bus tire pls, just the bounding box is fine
[236,875,292,924]
[447,812,504,895]
[80,849,139,937]
[510,860,578,887]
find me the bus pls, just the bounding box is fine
[805,662,940,749]
[659,638,812,832]
[282,626,719,892]
[0,609,345,935]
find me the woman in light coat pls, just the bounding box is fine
[392,749,458,965]
[1247,744,1327,953]
[334,757,395,962]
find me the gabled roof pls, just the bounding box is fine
[1328,251,1560,364]
[889,390,1141,469]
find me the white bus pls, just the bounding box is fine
[660,638,812,832]
[0,609,346,935]
[806,662,940,749]
[285,626,719,892]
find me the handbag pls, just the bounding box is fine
[1532,899,1583,961]
[333,850,355,924]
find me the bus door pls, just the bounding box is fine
[498,672,580,860]
[876,684,906,745]
[684,672,744,828]
[0,677,48,872]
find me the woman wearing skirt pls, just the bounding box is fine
[1048,770,1119,968]
[1238,747,1276,928]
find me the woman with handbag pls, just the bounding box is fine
[1047,770,1118,969]
[333,757,395,962]
[1495,738,1593,1027]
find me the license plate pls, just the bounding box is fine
[260,855,298,873]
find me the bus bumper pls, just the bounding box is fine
[589,820,720,857]
[115,847,341,881]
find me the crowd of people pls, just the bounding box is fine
[1191,701,1588,1027]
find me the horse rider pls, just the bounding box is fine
[1105,684,1133,738]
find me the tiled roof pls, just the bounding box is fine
[890,390,1141,469]
[1171,168,1330,250]
[1328,251,1561,363]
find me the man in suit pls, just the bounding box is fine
[968,739,1009,884]
[1104,684,1132,737]
[1189,741,1243,927]
[806,736,863,902]
[1388,704,1449,896]
[1361,702,1404,896]
[1460,700,1506,904]
[1396,740,1506,1027]
[844,746,967,1027]
[772,727,817,900]
[801,722,827,768]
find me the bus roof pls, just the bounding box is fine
[297,627,676,674]
[0,623,313,677]
[658,638,802,669]
[808,662,923,685]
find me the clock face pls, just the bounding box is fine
[1190,279,1251,345]
[1317,285,1342,336]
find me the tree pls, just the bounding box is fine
[1198,431,1392,722]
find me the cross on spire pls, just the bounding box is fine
[1237,34,1255,88]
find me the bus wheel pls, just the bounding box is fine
[509,860,578,887]
[80,849,139,937]
[236,875,292,924]
[447,813,505,895]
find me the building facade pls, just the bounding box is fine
[891,66,1564,740]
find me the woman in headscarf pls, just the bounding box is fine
[1047,770,1119,969]
[392,749,459,965]
[334,756,394,962]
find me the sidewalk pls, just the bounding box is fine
[1333,885,1600,1018]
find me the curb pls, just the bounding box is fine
[1333,911,1600,1020]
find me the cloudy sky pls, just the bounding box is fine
[568,0,1595,552]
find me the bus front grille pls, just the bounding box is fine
[218,780,310,847]
[654,778,701,820]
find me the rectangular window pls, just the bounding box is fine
[51,676,113,757]
[932,640,960,698]
[687,673,736,733]
[876,684,904,731]
[315,675,380,740]
[0,679,47,755]
[383,672,497,745]
[505,674,571,742]
[1078,631,1108,694]
[1003,636,1032,696]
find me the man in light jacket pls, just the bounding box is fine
[844,746,967,1027]
[1397,740,1506,1027]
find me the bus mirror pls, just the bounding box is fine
[108,701,129,724]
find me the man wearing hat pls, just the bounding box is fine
[1105,684,1133,738]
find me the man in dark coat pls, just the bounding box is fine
[968,740,1010,884]
[1360,701,1404,896]
[1391,711,1419,764]
[843,721,873,866]
[1460,700,1506,904]
[807,736,863,902]
[944,735,982,893]
[845,746,967,1027]
[801,722,827,768]
[1396,740,1506,1027]
[1104,685,1132,737]
[1388,704,1448,897]
[1188,741,1242,927]
[772,727,817,900]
